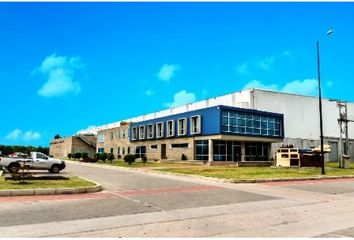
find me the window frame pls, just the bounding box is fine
[147,124,154,139]
[132,127,138,141]
[166,120,175,137]
[139,125,146,140]
[156,122,164,138]
[177,118,187,136]
[190,115,201,134]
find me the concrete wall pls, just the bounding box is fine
[49,136,96,158]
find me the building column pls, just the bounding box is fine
[241,142,246,162]
[208,139,213,162]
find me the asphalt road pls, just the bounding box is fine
[1,161,354,237]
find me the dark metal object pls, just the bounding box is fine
[317,41,325,175]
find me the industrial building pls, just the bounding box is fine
[76,88,354,163]
[49,134,97,158]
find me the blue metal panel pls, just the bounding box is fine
[130,106,221,141]
[129,105,284,141]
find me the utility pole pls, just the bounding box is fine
[336,101,351,168]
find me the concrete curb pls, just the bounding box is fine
[66,160,354,184]
[0,179,102,197]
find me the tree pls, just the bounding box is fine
[54,134,61,139]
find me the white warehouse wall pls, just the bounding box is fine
[252,89,354,139]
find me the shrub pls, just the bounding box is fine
[74,152,82,159]
[117,154,121,159]
[108,153,115,163]
[99,152,108,162]
[82,152,88,160]
[181,154,188,160]
[124,154,136,165]
[142,155,148,166]
[93,153,100,163]
[67,153,72,159]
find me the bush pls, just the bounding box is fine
[117,154,121,159]
[74,152,82,159]
[67,153,72,159]
[142,155,148,166]
[93,153,100,163]
[99,152,108,162]
[181,154,188,160]
[124,154,136,165]
[82,152,88,160]
[108,153,115,163]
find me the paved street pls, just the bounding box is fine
[1,161,354,237]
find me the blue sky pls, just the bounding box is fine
[0,2,353,147]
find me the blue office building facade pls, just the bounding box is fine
[129,105,284,162]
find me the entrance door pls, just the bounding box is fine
[328,142,338,162]
[161,144,167,159]
[233,145,241,162]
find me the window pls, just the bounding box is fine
[36,153,48,160]
[122,147,125,155]
[127,147,130,154]
[190,115,201,134]
[135,146,146,158]
[139,126,145,140]
[212,140,241,162]
[195,140,208,160]
[132,127,138,140]
[221,110,282,137]
[150,144,158,149]
[98,148,104,153]
[110,148,113,154]
[117,147,120,155]
[156,122,164,138]
[178,118,187,136]
[147,124,154,139]
[171,143,189,148]
[167,120,175,137]
[110,132,114,140]
[245,142,269,161]
[98,133,105,143]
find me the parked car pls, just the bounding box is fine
[0,152,65,173]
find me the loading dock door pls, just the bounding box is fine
[328,142,338,162]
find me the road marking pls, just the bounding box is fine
[261,177,354,186]
[0,185,223,203]
[113,185,223,197]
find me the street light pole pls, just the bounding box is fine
[316,40,325,175]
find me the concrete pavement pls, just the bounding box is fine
[1,161,354,237]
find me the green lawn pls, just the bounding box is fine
[156,162,354,181]
[67,158,354,181]
[0,176,95,190]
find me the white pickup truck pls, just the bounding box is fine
[0,152,66,173]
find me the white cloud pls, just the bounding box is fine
[36,53,84,97]
[145,89,154,96]
[243,78,318,96]
[5,129,41,141]
[257,56,275,71]
[236,62,249,74]
[281,79,318,95]
[6,129,22,140]
[242,80,278,91]
[157,64,180,82]
[23,131,41,141]
[326,80,333,87]
[164,90,196,108]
